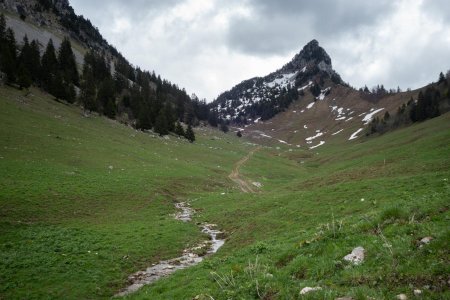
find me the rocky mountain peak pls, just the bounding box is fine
[212,39,344,123]
[281,39,333,75]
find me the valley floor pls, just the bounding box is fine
[0,86,449,299]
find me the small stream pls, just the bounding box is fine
[115,202,225,297]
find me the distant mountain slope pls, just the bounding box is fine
[211,40,344,123]
[212,40,449,149]
[240,84,417,150]
[0,0,216,133]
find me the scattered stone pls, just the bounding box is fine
[413,289,422,296]
[343,246,365,265]
[419,236,433,246]
[335,297,353,300]
[108,165,114,170]
[192,295,211,300]
[397,294,408,300]
[300,286,322,295]
[252,182,262,188]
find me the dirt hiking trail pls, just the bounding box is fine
[228,147,261,193]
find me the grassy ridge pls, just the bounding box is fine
[0,86,449,299]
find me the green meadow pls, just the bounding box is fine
[1,86,449,299]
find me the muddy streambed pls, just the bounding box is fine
[115,202,225,297]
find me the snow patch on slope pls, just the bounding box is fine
[332,129,344,136]
[349,128,364,140]
[305,131,324,141]
[362,108,384,124]
[309,141,325,149]
[265,72,297,89]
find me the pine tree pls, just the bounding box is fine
[66,83,76,103]
[58,37,79,85]
[52,71,67,100]
[41,39,58,92]
[185,124,195,142]
[163,103,176,132]
[220,122,229,133]
[137,102,152,130]
[208,110,218,127]
[17,36,33,88]
[97,78,116,117]
[438,72,445,84]
[154,112,169,136]
[4,28,16,56]
[28,40,42,82]
[1,28,17,83]
[174,121,185,137]
[17,63,31,89]
[80,69,97,111]
[0,14,6,41]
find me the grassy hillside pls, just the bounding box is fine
[0,86,449,299]
[127,115,450,298]
[0,86,251,299]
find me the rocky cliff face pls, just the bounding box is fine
[1,0,70,26]
[212,40,343,123]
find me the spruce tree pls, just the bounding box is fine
[220,122,229,133]
[208,110,218,127]
[415,91,426,121]
[52,71,66,100]
[137,102,152,130]
[17,36,33,87]
[5,28,16,57]
[154,112,169,136]
[17,63,31,89]
[174,121,185,136]
[185,124,195,142]
[163,103,176,132]
[0,14,6,41]
[80,69,97,111]
[41,39,58,92]
[1,28,17,83]
[97,78,116,117]
[58,37,79,85]
[438,72,445,84]
[28,40,42,82]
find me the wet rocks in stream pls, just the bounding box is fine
[115,202,225,297]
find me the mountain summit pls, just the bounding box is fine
[280,39,336,77]
[212,40,343,123]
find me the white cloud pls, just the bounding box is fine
[331,0,450,90]
[70,0,450,100]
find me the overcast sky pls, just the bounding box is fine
[70,0,450,101]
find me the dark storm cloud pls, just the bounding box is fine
[227,0,395,56]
